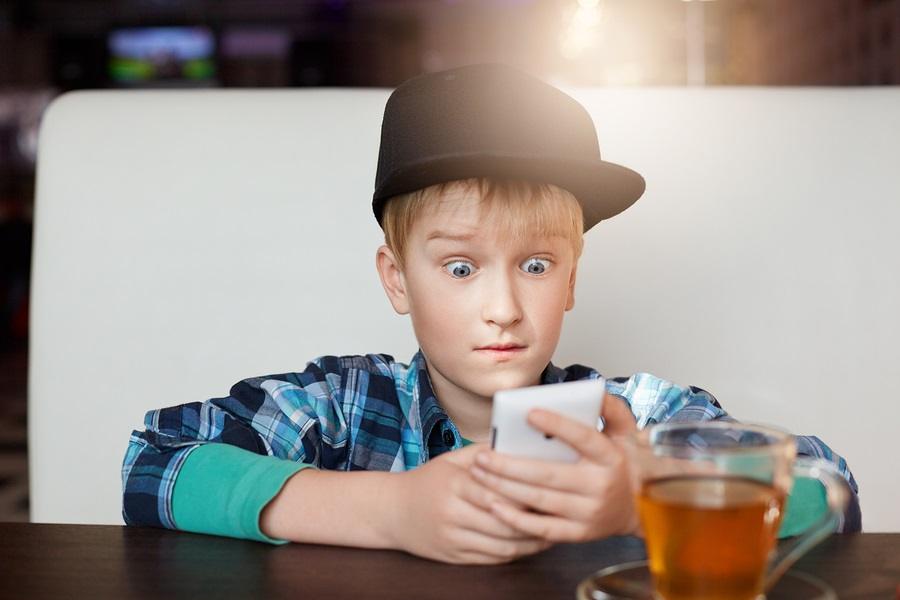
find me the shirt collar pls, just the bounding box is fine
[412,349,569,457]
[411,350,448,456]
[539,361,570,385]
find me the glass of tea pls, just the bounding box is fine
[626,421,850,600]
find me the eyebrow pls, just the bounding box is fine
[424,230,477,242]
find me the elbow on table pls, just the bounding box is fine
[841,492,862,534]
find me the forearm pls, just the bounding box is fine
[259,468,405,549]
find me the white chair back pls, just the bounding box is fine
[30,87,900,530]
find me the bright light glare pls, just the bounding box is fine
[602,62,644,85]
[560,1,603,60]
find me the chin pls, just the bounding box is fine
[469,368,540,398]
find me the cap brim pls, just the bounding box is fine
[373,153,646,231]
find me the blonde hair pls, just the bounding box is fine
[382,177,584,271]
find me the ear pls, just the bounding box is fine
[565,261,577,311]
[375,245,410,315]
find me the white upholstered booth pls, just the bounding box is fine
[29,87,900,531]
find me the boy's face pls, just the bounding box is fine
[376,187,577,403]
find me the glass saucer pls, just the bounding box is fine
[576,560,836,600]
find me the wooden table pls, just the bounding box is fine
[0,523,897,599]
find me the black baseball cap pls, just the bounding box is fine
[373,63,646,231]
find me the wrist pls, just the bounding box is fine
[379,470,414,551]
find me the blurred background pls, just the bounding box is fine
[1,0,899,522]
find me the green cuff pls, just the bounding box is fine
[172,443,313,544]
[778,476,828,538]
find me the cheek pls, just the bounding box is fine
[407,275,471,336]
[529,277,571,315]
[414,296,457,335]
[525,282,571,339]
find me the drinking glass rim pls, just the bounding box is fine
[632,420,796,455]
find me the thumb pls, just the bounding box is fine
[601,393,637,436]
[440,442,489,468]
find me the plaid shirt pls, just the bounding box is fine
[122,350,861,532]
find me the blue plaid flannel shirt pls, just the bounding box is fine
[122,350,861,533]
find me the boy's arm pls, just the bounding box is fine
[121,401,317,541]
[125,422,547,560]
[790,434,862,533]
[121,359,351,538]
[608,373,861,533]
[258,468,402,548]
[122,360,550,561]
[168,443,312,543]
[470,373,862,542]
[259,443,552,563]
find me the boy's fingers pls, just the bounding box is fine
[454,496,543,541]
[454,530,552,564]
[526,409,616,464]
[471,451,588,493]
[441,442,489,468]
[458,472,528,513]
[470,465,595,520]
[601,394,637,436]
[489,501,584,543]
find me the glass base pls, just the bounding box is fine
[576,560,836,600]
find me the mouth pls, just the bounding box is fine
[474,344,527,359]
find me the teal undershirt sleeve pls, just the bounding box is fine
[172,443,314,545]
[778,476,829,538]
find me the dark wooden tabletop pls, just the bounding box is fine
[0,523,897,599]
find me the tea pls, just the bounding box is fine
[639,475,785,600]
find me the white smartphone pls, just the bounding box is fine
[490,378,606,463]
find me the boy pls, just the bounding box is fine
[122,63,860,564]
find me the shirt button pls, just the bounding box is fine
[442,429,455,447]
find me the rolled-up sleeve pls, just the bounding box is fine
[122,358,349,536]
[606,372,861,533]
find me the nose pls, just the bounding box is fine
[480,270,523,329]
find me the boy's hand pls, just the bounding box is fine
[468,394,640,543]
[391,443,553,565]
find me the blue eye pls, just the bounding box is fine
[445,260,475,279]
[521,257,550,275]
